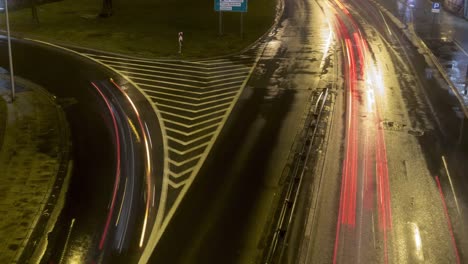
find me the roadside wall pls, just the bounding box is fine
[443,0,465,16]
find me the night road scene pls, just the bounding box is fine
[0,0,468,264]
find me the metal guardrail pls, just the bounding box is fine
[264,88,329,264]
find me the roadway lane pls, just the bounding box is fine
[287,0,466,263]
[0,39,165,263]
[81,48,263,262]
[148,0,334,262]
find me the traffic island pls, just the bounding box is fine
[0,75,71,263]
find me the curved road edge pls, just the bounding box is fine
[1,78,73,264]
[0,37,166,263]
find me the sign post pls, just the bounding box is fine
[214,0,248,37]
[5,0,15,101]
[240,12,244,39]
[431,2,441,37]
[219,11,223,36]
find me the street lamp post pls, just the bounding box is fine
[4,0,15,101]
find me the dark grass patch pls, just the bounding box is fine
[5,0,276,58]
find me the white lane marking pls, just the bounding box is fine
[164,116,223,129]
[99,59,207,74]
[168,154,202,167]
[119,67,249,80]
[194,58,231,63]
[159,109,226,121]
[141,84,238,95]
[167,179,187,189]
[168,142,210,155]
[119,70,207,84]
[410,222,425,261]
[101,57,248,73]
[208,67,251,74]
[134,76,243,89]
[147,90,238,101]
[379,10,393,36]
[442,156,461,217]
[206,71,250,79]
[207,75,248,84]
[167,133,215,146]
[59,218,75,264]
[453,40,468,57]
[117,63,248,77]
[155,96,235,107]
[85,53,215,69]
[197,59,255,67]
[110,64,206,78]
[166,124,219,137]
[169,170,193,179]
[205,80,249,88]
[129,75,204,89]
[155,101,232,113]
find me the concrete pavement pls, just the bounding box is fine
[0,74,71,263]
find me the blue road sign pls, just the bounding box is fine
[432,2,441,13]
[215,0,248,12]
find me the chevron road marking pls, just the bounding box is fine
[82,48,263,263]
[146,90,238,101]
[158,109,227,121]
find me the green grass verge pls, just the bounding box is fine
[4,0,276,58]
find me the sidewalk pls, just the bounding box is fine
[413,0,468,105]
[376,0,468,105]
[0,74,70,263]
[410,0,468,104]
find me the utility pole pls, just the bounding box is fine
[219,11,223,36]
[240,12,244,39]
[5,0,15,101]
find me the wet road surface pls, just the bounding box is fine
[287,0,467,264]
[3,0,468,262]
[149,0,333,262]
[0,39,164,263]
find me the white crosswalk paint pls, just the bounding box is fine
[83,47,263,261]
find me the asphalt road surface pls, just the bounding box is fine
[284,0,468,264]
[0,39,164,263]
[2,0,467,262]
[149,0,334,262]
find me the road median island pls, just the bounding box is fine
[4,0,276,58]
[0,76,71,264]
